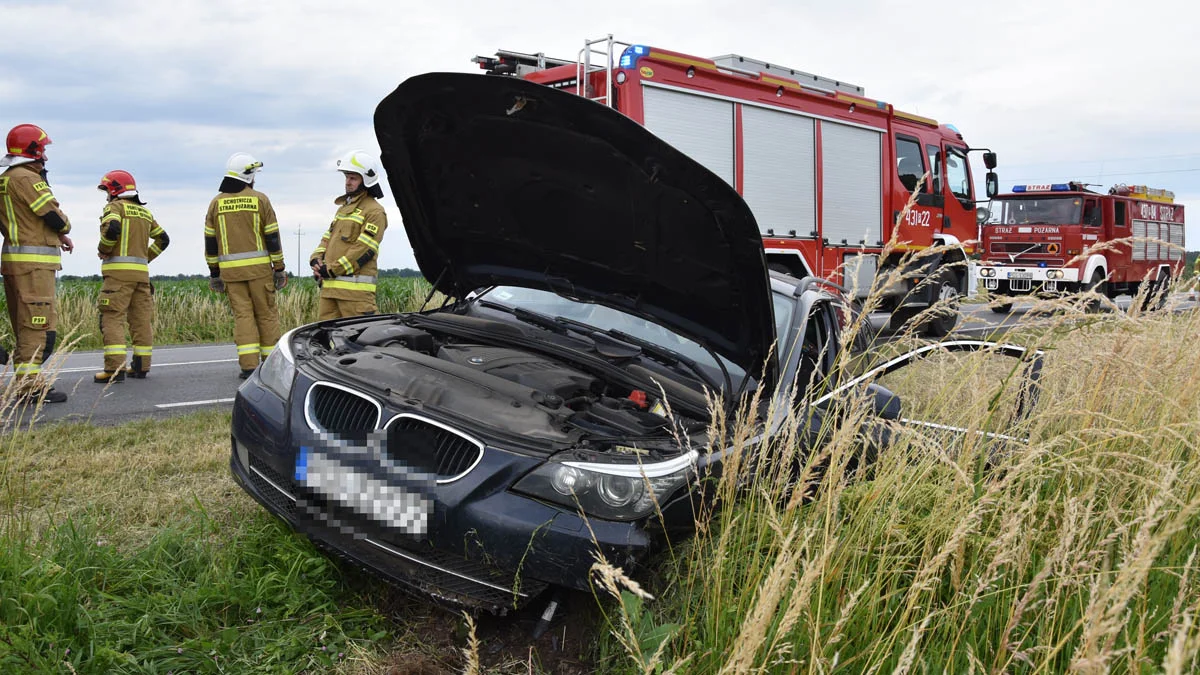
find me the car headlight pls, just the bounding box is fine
[1047,270,1064,280]
[980,267,996,278]
[512,453,695,521]
[258,328,298,400]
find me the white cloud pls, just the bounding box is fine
[3,0,1197,276]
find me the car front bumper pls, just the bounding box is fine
[229,371,666,613]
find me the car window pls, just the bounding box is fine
[479,286,747,382]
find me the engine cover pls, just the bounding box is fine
[437,344,600,400]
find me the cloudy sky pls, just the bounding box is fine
[4,0,1197,277]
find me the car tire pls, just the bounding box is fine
[990,301,1013,314]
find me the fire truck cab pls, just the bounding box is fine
[976,183,1185,311]
[473,36,1000,336]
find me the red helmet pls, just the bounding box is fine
[6,124,51,161]
[98,169,138,198]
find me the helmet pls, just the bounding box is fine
[225,152,263,183]
[4,124,51,166]
[336,150,381,188]
[98,169,138,198]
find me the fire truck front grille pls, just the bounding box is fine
[1011,257,1065,267]
[1009,279,1032,292]
[991,242,1051,254]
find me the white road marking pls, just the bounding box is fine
[155,397,236,409]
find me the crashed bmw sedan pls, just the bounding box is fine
[229,73,1041,613]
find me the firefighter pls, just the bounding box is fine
[309,150,387,320]
[204,152,287,379]
[0,124,73,404]
[94,170,169,383]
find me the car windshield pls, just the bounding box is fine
[985,196,1082,225]
[477,286,793,389]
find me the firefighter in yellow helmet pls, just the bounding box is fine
[94,170,169,383]
[309,150,387,320]
[1,123,74,404]
[205,152,288,379]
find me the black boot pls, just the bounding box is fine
[239,368,256,380]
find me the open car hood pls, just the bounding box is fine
[374,72,777,388]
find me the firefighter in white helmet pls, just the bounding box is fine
[94,169,169,383]
[204,152,288,379]
[309,150,388,320]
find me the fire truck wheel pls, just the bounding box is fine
[924,269,961,337]
[990,301,1013,315]
[1084,271,1108,313]
[1141,272,1171,312]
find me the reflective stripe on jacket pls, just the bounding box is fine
[0,164,71,274]
[204,186,283,282]
[310,191,387,300]
[98,199,167,282]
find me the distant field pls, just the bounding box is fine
[0,276,434,352]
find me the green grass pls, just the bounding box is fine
[0,276,434,352]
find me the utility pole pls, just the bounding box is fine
[295,224,302,277]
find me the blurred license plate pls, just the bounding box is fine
[1008,272,1033,279]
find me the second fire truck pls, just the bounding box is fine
[474,36,999,336]
[976,183,1185,311]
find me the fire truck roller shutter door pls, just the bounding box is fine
[821,122,883,246]
[641,85,735,186]
[741,105,816,238]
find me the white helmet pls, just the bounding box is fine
[225,152,263,183]
[336,150,381,188]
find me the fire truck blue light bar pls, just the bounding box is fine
[1012,184,1073,193]
[620,45,648,68]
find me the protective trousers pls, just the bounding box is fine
[98,277,153,372]
[226,277,280,370]
[3,269,57,382]
[316,293,377,321]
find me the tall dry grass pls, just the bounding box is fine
[592,194,1200,672]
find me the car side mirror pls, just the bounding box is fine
[986,172,999,199]
[983,152,997,170]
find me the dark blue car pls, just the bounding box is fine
[229,73,1041,614]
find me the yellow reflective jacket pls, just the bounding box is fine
[309,191,387,299]
[98,198,169,282]
[0,164,72,274]
[203,185,284,282]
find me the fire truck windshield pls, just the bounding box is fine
[985,197,1082,226]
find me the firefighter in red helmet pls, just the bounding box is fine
[0,123,74,403]
[94,170,169,383]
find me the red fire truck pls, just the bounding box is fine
[976,183,1185,312]
[473,36,999,336]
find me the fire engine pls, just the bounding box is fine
[976,183,1185,312]
[472,36,1000,336]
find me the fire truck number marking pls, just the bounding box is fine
[905,210,931,227]
[1140,203,1177,222]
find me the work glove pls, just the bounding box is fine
[273,269,288,290]
[319,263,333,279]
[209,276,226,293]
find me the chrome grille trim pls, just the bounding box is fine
[383,413,486,485]
[304,381,383,434]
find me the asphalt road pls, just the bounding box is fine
[4,343,243,427]
[7,293,1198,427]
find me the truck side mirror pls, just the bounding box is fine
[976,207,991,225]
[983,152,997,170]
[986,172,999,199]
